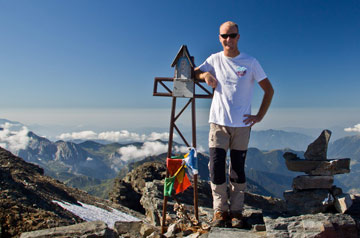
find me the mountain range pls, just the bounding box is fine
[1,119,360,198]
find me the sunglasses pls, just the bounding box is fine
[220,33,238,39]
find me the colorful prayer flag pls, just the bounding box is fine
[164,176,175,197]
[166,158,191,194]
[184,147,198,175]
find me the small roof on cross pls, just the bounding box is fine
[171,45,195,68]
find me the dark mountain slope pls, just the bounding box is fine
[0,146,142,237]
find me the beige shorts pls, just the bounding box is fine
[209,123,251,151]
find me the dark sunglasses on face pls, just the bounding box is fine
[220,33,238,39]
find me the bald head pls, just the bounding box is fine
[220,21,238,33]
[219,21,240,57]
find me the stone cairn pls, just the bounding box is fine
[283,130,353,215]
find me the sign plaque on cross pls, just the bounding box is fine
[153,45,213,234]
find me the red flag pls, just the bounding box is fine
[166,158,191,194]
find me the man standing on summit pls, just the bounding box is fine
[195,21,274,228]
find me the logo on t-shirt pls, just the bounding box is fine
[236,66,247,77]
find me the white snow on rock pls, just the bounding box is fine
[53,200,141,228]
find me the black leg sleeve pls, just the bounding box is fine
[230,149,247,184]
[209,148,227,185]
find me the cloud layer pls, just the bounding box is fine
[344,124,360,132]
[0,123,205,166]
[57,130,171,142]
[0,122,31,153]
[117,141,189,161]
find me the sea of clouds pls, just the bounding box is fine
[2,120,357,163]
[0,122,205,163]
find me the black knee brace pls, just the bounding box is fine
[209,148,227,185]
[230,149,247,183]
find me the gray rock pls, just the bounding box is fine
[164,223,178,238]
[139,179,213,226]
[335,193,353,214]
[140,222,158,237]
[292,175,334,190]
[207,227,265,238]
[283,153,350,175]
[307,159,351,175]
[185,232,202,238]
[147,231,162,238]
[243,207,265,229]
[244,192,286,213]
[284,189,334,215]
[253,224,266,231]
[109,180,144,213]
[19,221,116,238]
[109,161,167,214]
[140,180,166,226]
[304,129,331,160]
[114,220,142,237]
[264,213,357,238]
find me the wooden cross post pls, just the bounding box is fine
[153,45,212,234]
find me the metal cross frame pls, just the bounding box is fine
[153,76,212,234]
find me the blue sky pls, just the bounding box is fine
[1,0,360,136]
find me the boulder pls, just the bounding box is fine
[264,213,358,238]
[252,224,266,232]
[140,222,159,237]
[304,129,331,160]
[114,220,142,237]
[164,223,179,238]
[109,161,166,214]
[185,232,202,238]
[242,208,265,229]
[244,192,286,213]
[139,178,213,226]
[140,180,165,226]
[283,153,350,175]
[147,231,162,238]
[335,193,353,214]
[206,227,264,238]
[308,159,351,175]
[283,189,334,215]
[292,175,334,190]
[109,180,144,213]
[19,221,116,238]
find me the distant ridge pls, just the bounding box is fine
[2,122,360,198]
[249,129,314,151]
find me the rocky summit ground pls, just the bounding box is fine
[109,160,360,237]
[1,145,360,237]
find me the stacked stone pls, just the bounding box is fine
[283,130,353,215]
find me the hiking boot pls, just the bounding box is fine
[230,212,244,228]
[211,211,229,227]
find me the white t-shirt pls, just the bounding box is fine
[198,51,267,127]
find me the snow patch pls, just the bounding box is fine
[53,200,141,228]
